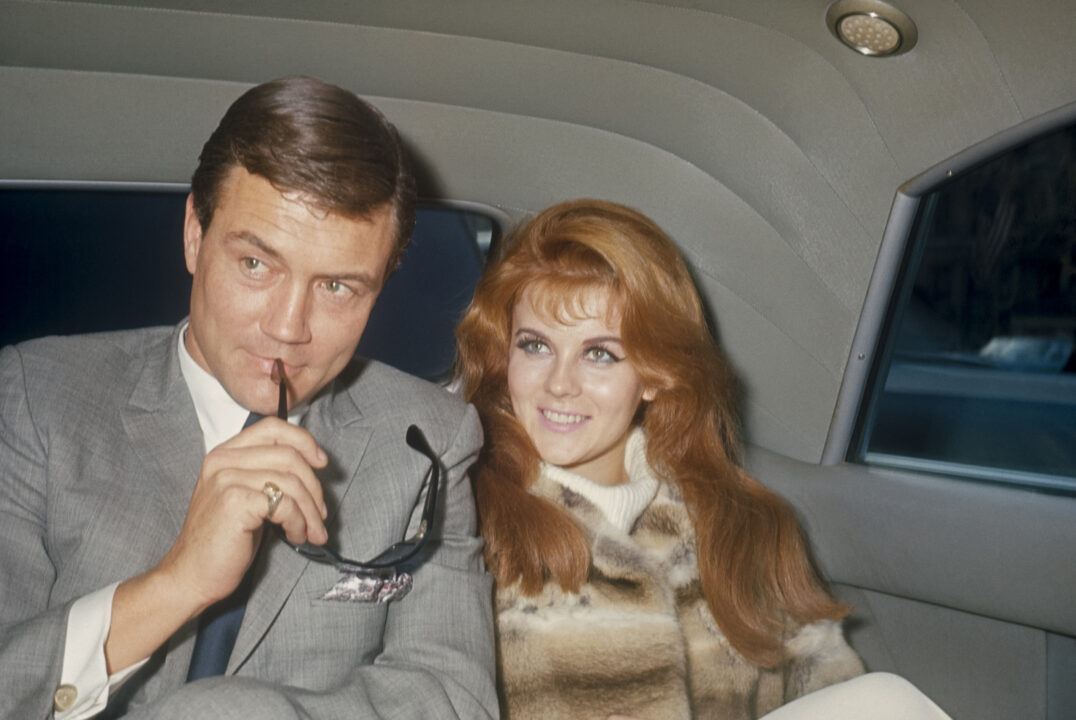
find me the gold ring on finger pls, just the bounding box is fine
[263,481,284,520]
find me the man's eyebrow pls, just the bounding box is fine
[223,230,281,260]
[331,270,383,289]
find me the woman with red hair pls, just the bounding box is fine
[456,199,949,720]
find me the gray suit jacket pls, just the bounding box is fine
[0,324,497,719]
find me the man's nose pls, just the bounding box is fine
[261,283,312,344]
[544,357,580,397]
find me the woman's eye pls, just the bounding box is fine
[584,346,621,363]
[516,338,550,355]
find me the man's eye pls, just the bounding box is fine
[324,279,352,296]
[242,257,265,272]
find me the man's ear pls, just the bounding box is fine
[183,193,203,275]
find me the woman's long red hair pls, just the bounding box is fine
[456,199,847,667]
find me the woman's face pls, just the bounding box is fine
[507,285,653,486]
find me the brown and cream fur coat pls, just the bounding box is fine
[494,438,864,720]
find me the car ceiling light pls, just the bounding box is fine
[826,0,918,57]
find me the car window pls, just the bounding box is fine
[356,205,496,380]
[0,184,501,381]
[850,121,1076,492]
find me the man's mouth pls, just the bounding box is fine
[253,352,298,379]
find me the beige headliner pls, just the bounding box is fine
[3,0,1075,461]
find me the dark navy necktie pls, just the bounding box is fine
[186,412,263,681]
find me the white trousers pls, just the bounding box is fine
[760,673,952,720]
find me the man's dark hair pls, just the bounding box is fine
[190,76,416,269]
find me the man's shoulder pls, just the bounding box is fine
[2,325,175,392]
[336,357,463,407]
[9,326,173,362]
[323,359,480,458]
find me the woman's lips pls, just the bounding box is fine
[539,407,589,430]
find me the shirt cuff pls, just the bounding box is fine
[57,583,149,720]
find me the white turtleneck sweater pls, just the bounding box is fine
[539,428,659,534]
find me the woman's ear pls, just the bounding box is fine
[641,370,675,402]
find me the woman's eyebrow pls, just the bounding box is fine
[583,335,623,345]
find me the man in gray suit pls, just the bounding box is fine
[0,77,497,719]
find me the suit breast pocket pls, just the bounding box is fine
[258,574,392,689]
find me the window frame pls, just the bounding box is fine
[822,100,1076,494]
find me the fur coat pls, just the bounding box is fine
[494,437,864,720]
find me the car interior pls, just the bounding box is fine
[2,2,1074,718]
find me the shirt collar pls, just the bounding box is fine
[177,323,305,452]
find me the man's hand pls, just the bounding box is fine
[105,418,328,674]
[161,417,328,609]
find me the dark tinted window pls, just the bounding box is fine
[0,188,192,343]
[0,186,497,381]
[357,206,493,380]
[853,122,1076,490]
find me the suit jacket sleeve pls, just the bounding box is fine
[0,344,76,719]
[122,400,498,720]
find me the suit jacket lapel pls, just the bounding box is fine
[121,325,205,534]
[118,324,207,693]
[228,372,373,673]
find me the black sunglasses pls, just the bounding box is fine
[272,360,442,573]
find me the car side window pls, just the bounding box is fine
[0,185,501,382]
[357,205,497,381]
[850,120,1076,492]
